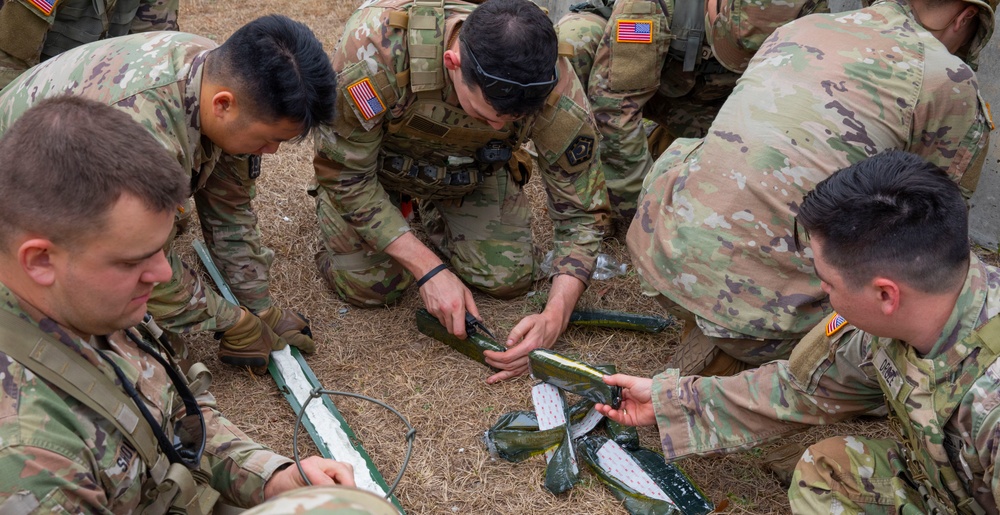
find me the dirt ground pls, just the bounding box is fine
[172,1,982,513]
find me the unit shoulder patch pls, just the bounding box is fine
[825,312,848,337]
[346,77,386,121]
[25,0,58,16]
[616,19,653,44]
[565,135,595,166]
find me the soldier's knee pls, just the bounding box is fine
[315,250,410,307]
[452,240,535,299]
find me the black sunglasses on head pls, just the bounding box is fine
[465,45,558,101]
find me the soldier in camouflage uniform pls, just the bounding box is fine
[0,97,358,513]
[627,0,995,376]
[0,16,339,374]
[313,0,610,383]
[555,0,829,220]
[0,0,178,89]
[597,151,1000,513]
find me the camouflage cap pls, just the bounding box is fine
[707,0,829,73]
[962,0,996,69]
[242,486,399,514]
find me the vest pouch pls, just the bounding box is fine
[377,151,481,199]
[140,461,219,515]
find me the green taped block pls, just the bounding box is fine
[529,349,622,409]
[578,435,714,515]
[569,309,674,333]
[415,308,505,367]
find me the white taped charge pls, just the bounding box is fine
[531,383,578,473]
[271,347,387,496]
[596,439,674,503]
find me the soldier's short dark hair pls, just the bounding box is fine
[459,0,559,117]
[795,150,970,294]
[209,15,337,139]
[0,96,190,249]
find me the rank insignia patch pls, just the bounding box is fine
[248,155,261,179]
[565,136,595,166]
[28,0,56,15]
[347,77,385,121]
[825,312,848,337]
[616,20,653,43]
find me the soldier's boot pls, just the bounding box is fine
[667,325,750,376]
[761,442,808,487]
[257,306,316,354]
[216,307,286,375]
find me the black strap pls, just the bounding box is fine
[98,330,206,469]
[416,264,449,288]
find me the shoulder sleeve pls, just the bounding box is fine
[911,48,991,198]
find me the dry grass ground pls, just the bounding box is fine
[173,1,994,513]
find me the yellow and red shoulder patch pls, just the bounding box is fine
[825,312,848,337]
[27,0,57,16]
[616,19,653,44]
[346,77,385,121]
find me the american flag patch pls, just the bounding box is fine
[346,77,385,121]
[28,0,56,15]
[616,20,653,44]
[825,313,848,337]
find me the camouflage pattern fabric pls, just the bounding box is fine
[557,0,827,220]
[0,283,292,511]
[627,0,993,352]
[0,0,179,89]
[647,255,1000,511]
[0,32,280,334]
[313,0,609,306]
[243,486,398,515]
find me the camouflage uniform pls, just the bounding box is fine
[0,0,178,89]
[648,255,1000,512]
[0,283,292,511]
[313,0,609,306]
[556,0,828,219]
[0,33,276,334]
[626,0,993,367]
[242,486,397,515]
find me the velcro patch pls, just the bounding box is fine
[616,19,653,44]
[27,0,56,16]
[248,155,261,179]
[825,312,847,337]
[346,77,385,121]
[565,136,594,166]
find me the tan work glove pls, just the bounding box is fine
[257,306,316,354]
[216,307,287,375]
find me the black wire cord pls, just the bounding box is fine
[292,388,417,504]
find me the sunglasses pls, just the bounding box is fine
[465,45,558,101]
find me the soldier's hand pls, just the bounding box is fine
[258,306,316,354]
[419,267,479,339]
[264,457,356,499]
[483,311,562,384]
[594,374,656,427]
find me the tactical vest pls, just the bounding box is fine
[871,316,1000,514]
[0,309,220,515]
[0,0,140,66]
[374,0,532,199]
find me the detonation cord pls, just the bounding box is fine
[292,387,417,500]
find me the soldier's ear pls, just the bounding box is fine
[872,277,901,316]
[18,238,57,287]
[444,49,460,71]
[210,90,237,120]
